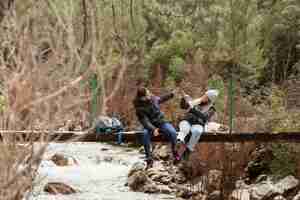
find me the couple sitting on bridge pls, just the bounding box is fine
[133,86,219,168]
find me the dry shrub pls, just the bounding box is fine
[0,1,98,199]
[0,0,136,198]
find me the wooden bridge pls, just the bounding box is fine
[1,130,300,143]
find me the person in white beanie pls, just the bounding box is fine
[175,89,219,162]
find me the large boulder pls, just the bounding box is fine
[249,176,299,200]
[128,162,145,177]
[128,170,149,191]
[146,165,172,185]
[44,182,77,195]
[250,180,279,200]
[274,175,299,195]
[245,146,274,181]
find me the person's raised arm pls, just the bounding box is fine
[158,91,175,104]
[190,94,208,107]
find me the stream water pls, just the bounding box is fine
[28,143,175,200]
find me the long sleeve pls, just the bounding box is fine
[158,92,174,104]
[190,97,204,107]
[136,111,156,132]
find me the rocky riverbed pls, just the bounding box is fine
[26,142,300,200]
[27,143,175,200]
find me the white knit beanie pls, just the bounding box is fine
[205,89,219,103]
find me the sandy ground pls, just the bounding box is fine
[28,143,175,200]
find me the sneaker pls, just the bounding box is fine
[146,159,154,169]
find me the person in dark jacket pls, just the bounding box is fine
[133,87,179,168]
[176,89,219,162]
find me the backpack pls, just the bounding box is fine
[94,116,123,134]
[184,104,216,126]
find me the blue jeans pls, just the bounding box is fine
[142,122,177,160]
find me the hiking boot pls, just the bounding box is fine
[146,159,154,169]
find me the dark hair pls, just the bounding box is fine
[180,97,190,109]
[136,87,147,99]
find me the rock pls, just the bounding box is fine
[50,153,70,166]
[44,182,77,195]
[250,176,300,200]
[207,170,223,192]
[146,167,171,184]
[230,189,250,200]
[138,146,145,154]
[128,171,149,191]
[128,162,145,177]
[235,180,250,189]
[146,165,166,177]
[175,185,193,199]
[193,193,208,200]
[245,147,273,181]
[273,196,286,200]
[274,175,299,195]
[159,176,172,185]
[153,145,171,160]
[143,183,160,193]
[158,185,173,194]
[100,147,109,151]
[255,174,268,183]
[103,156,113,162]
[173,170,187,184]
[293,191,300,200]
[208,190,221,200]
[177,190,193,199]
[250,180,278,200]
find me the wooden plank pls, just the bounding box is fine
[2,130,300,143]
[287,93,300,97]
[287,88,300,92]
[287,93,300,98]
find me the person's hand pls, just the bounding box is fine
[153,128,160,136]
[171,89,177,96]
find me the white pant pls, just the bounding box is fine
[177,120,204,151]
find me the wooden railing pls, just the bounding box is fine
[1,130,300,143]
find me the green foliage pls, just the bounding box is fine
[208,75,225,114]
[259,0,300,84]
[168,56,185,82]
[145,30,192,82]
[270,144,297,180]
[146,30,193,66]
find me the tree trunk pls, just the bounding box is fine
[0,0,14,23]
